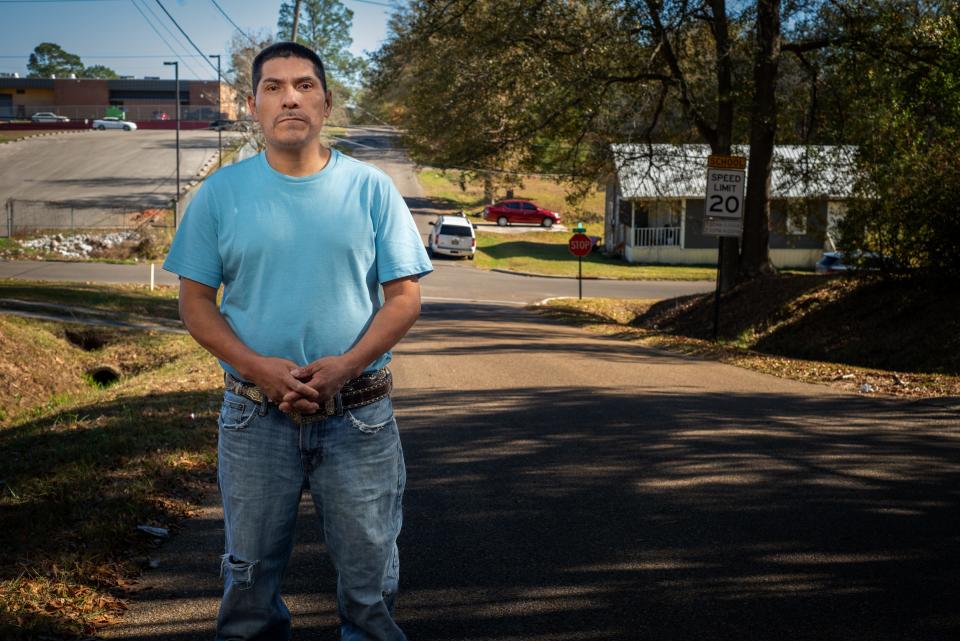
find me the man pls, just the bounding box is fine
[163,42,431,641]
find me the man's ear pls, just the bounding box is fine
[324,90,333,116]
[246,93,257,121]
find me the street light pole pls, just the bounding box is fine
[209,54,222,167]
[163,61,180,228]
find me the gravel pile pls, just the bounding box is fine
[20,231,141,258]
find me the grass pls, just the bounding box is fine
[418,169,715,280]
[532,274,960,398]
[472,232,717,280]
[0,281,222,639]
[0,279,179,319]
[0,129,73,143]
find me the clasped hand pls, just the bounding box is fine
[250,355,353,415]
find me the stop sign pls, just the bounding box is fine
[568,233,592,257]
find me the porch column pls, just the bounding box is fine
[680,199,686,248]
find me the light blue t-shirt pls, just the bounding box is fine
[163,149,432,378]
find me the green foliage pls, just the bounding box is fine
[277,0,365,85]
[370,1,648,177]
[832,8,960,276]
[82,64,118,79]
[227,28,275,116]
[26,43,118,80]
[27,42,83,78]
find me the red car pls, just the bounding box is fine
[483,200,561,228]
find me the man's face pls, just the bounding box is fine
[247,56,332,150]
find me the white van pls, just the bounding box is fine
[428,214,477,259]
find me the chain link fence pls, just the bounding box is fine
[4,104,227,122]
[2,198,169,237]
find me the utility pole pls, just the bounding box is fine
[290,0,302,42]
[163,61,180,228]
[209,54,222,167]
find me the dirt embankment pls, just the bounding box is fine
[535,273,960,398]
[0,316,188,421]
[636,274,959,376]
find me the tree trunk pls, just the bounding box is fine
[483,174,494,204]
[290,0,302,42]
[740,0,781,280]
[709,0,740,292]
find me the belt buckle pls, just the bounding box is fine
[290,395,340,425]
[324,397,337,416]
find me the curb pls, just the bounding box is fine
[196,152,219,179]
[175,151,220,200]
[0,128,93,144]
[489,268,616,281]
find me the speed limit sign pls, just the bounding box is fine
[703,155,746,237]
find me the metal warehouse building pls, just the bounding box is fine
[0,76,238,121]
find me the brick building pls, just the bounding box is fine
[0,77,239,121]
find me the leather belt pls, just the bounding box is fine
[224,368,392,425]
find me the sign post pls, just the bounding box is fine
[703,154,746,340]
[568,228,592,300]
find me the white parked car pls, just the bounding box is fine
[31,112,69,122]
[428,213,476,259]
[92,117,137,131]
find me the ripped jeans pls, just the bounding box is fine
[215,389,408,641]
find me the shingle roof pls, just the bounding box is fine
[612,144,858,200]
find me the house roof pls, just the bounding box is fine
[612,144,858,200]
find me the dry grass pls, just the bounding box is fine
[0,281,222,639]
[532,274,960,399]
[472,234,716,280]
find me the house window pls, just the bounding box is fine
[786,208,807,235]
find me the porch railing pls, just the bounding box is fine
[634,226,680,247]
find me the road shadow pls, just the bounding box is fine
[102,379,959,640]
[145,138,229,151]
[404,195,473,216]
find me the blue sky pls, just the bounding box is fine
[1,0,399,80]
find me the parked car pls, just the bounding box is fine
[482,199,561,228]
[92,117,137,131]
[152,111,170,120]
[31,112,69,123]
[428,213,477,259]
[208,118,235,131]
[816,250,889,274]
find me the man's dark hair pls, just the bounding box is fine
[251,42,328,95]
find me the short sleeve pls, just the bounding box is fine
[162,180,223,289]
[372,176,433,283]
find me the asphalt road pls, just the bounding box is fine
[0,258,710,305]
[103,302,960,641]
[0,129,236,209]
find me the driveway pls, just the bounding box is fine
[0,129,237,209]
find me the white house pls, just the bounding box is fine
[605,144,857,268]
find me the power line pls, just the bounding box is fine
[129,0,207,79]
[0,0,123,3]
[208,0,259,47]
[137,0,209,77]
[149,0,250,98]
[153,0,220,76]
[0,54,216,59]
[349,0,396,7]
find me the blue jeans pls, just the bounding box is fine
[215,389,408,641]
